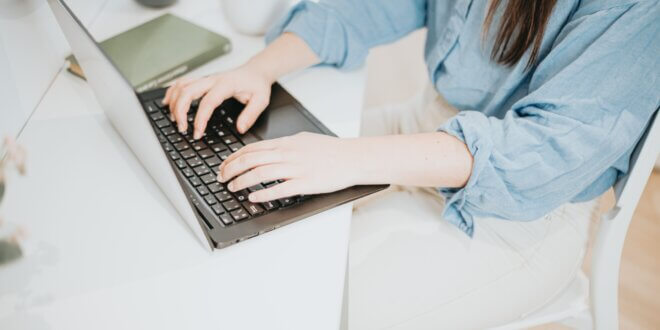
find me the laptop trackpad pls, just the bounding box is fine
[250,105,323,140]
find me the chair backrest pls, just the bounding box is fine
[590,108,660,330]
[613,109,660,211]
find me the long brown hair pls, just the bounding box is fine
[483,0,558,69]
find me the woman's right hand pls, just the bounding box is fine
[162,63,274,139]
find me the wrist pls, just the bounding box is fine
[343,137,386,186]
[243,32,319,85]
[242,58,278,85]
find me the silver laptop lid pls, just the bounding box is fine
[48,0,212,251]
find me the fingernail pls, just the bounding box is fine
[216,171,223,182]
[237,123,245,133]
[193,130,201,140]
[248,193,257,202]
[227,182,235,191]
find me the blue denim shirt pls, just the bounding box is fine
[266,0,660,236]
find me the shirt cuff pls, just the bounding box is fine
[436,111,494,237]
[265,1,357,69]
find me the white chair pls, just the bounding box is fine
[493,108,660,330]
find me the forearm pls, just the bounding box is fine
[349,132,473,188]
[245,32,320,83]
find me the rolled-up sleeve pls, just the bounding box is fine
[265,0,427,69]
[438,1,660,236]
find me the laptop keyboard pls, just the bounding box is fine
[144,98,303,228]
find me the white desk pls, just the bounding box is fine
[0,1,365,329]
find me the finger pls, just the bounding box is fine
[236,95,269,134]
[172,78,214,133]
[218,150,283,183]
[163,77,194,105]
[248,180,302,203]
[220,137,285,170]
[226,164,293,192]
[168,79,196,125]
[235,92,250,104]
[163,81,179,105]
[163,85,174,105]
[194,83,235,139]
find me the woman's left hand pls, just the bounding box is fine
[217,132,358,203]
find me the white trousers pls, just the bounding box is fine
[348,86,598,329]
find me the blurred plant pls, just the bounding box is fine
[0,136,26,265]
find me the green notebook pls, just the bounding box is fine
[67,13,231,92]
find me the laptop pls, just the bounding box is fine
[49,0,386,250]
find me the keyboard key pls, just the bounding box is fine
[199,149,214,159]
[248,184,264,192]
[219,213,233,225]
[242,201,264,216]
[168,151,180,160]
[189,176,202,187]
[240,132,260,145]
[210,143,227,153]
[230,208,249,221]
[161,126,176,136]
[157,133,166,144]
[204,195,217,206]
[167,134,182,143]
[205,136,220,145]
[263,181,277,188]
[163,143,173,152]
[174,141,189,151]
[218,150,232,160]
[215,191,232,202]
[196,185,209,196]
[217,128,229,137]
[228,142,243,152]
[223,135,237,145]
[184,133,196,144]
[205,156,221,167]
[155,119,170,128]
[200,173,216,185]
[175,159,186,169]
[194,165,211,176]
[263,200,280,211]
[207,182,223,193]
[234,189,250,202]
[211,204,225,215]
[145,102,159,113]
[191,141,207,151]
[182,167,194,178]
[279,197,295,207]
[222,199,240,211]
[187,157,203,167]
[155,98,166,109]
[187,114,194,123]
[150,112,164,121]
[180,149,196,159]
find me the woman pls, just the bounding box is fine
[164,0,659,328]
